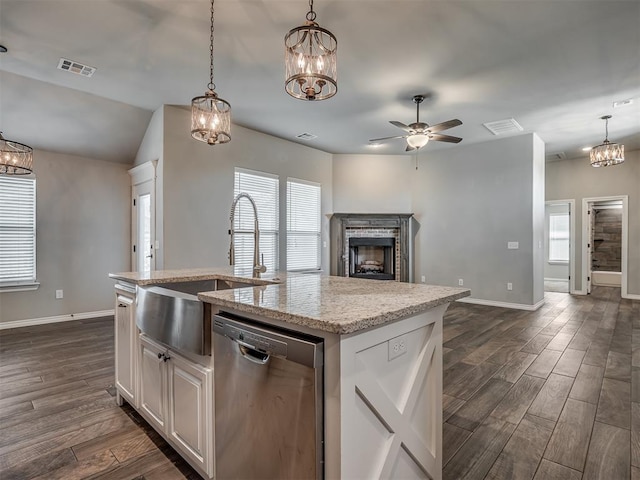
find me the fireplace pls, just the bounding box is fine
[330,213,414,282]
[349,237,396,280]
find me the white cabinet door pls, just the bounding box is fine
[168,352,213,477]
[139,335,168,431]
[114,290,136,406]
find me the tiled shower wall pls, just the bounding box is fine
[592,208,622,272]
[344,227,401,281]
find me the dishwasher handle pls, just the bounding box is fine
[237,343,270,365]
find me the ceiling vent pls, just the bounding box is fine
[547,152,566,161]
[296,132,317,140]
[57,58,96,77]
[613,98,634,108]
[483,118,524,136]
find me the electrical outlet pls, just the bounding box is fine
[421,275,426,283]
[507,282,513,291]
[55,289,64,299]
[458,279,464,286]
[388,334,408,361]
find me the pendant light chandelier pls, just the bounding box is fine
[284,0,337,101]
[191,0,231,145]
[0,132,33,175]
[590,115,624,167]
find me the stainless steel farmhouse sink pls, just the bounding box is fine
[136,278,260,356]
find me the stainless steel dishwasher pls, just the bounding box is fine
[212,312,324,480]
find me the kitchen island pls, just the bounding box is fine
[109,268,469,480]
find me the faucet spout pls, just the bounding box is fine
[229,193,267,278]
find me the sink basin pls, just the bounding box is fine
[136,278,257,356]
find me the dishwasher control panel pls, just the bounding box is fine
[226,324,288,357]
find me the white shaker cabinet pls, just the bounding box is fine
[114,283,138,407]
[138,334,214,478]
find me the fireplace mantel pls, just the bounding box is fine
[330,213,414,283]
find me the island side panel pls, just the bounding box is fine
[338,305,446,480]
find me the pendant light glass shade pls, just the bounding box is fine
[590,115,624,167]
[0,132,33,175]
[190,0,231,145]
[285,0,337,101]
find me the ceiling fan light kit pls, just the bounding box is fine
[369,95,463,152]
[284,0,337,101]
[590,115,624,167]
[191,0,231,145]
[0,132,34,175]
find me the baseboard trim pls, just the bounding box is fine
[544,277,569,283]
[0,309,115,330]
[456,297,545,311]
[624,293,640,300]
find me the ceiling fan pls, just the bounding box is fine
[369,95,463,151]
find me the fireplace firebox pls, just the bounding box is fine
[349,237,396,280]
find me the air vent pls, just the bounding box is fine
[613,98,634,108]
[483,118,524,135]
[548,152,566,161]
[296,132,317,140]
[57,58,96,77]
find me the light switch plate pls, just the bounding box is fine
[507,241,519,249]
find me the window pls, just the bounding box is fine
[0,176,37,288]
[549,213,569,263]
[287,178,321,271]
[233,168,279,275]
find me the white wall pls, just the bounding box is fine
[0,150,130,324]
[160,105,333,272]
[410,133,544,307]
[332,154,413,213]
[546,149,639,296]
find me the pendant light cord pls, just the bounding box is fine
[605,116,609,141]
[208,0,215,91]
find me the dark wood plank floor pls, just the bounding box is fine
[0,286,638,479]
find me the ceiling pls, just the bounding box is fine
[1,0,639,165]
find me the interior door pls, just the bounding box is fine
[587,204,593,294]
[132,179,155,272]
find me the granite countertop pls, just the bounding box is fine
[109,267,285,286]
[198,274,469,334]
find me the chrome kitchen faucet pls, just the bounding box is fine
[228,193,267,278]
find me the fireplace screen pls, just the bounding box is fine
[349,237,396,280]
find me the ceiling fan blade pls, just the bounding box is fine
[426,119,463,133]
[390,121,413,132]
[405,144,416,152]
[369,135,408,143]
[429,133,463,143]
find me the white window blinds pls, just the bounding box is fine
[233,169,279,275]
[549,213,570,263]
[287,178,321,271]
[0,177,36,285]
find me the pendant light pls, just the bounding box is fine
[284,0,337,101]
[590,115,624,167]
[0,132,33,175]
[191,0,231,145]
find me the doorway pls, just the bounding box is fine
[544,200,575,294]
[582,195,628,295]
[129,161,157,273]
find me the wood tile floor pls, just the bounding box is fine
[0,286,638,479]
